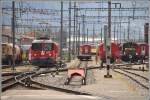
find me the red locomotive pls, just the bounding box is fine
[77,44,92,60]
[136,43,149,58]
[121,42,149,63]
[97,42,120,64]
[29,38,59,67]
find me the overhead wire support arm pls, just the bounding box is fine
[76,15,149,19]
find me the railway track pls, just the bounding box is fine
[2,63,92,95]
[2,76,17,92]
[113,68,149,90]
[113,63,149,71]
[3,60,148,96]
[28,61,93,95]
[2,62,141,91]
[2,67,41,92]
[29,77,91,95]
[2,63,31,69]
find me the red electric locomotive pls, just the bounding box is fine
[97,42,120,64]
[121,42,149,63]
[29,38,59,67]
[77,44,92,60]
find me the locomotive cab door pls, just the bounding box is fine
[141,46,146,56]
[84,46,89,54]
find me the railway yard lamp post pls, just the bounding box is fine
[104,0,112,78]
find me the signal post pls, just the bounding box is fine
[104,0,112,78]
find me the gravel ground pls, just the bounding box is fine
[115,70,149,96]
[79,68,148,100]
[2,58,148,100]
[33,66,95,91]
[2,65,38,73]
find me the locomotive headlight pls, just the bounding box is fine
[49,53,52,56]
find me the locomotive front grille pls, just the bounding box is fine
[31,57,56,67]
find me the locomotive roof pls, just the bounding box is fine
[81,44,91,46]
[32,39,58,45]
[99,42,119,45]
[32,39,53,43]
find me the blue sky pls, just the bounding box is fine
[2,0,149,41]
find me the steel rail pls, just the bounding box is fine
[120,69,149,81]
[113,69,149,90]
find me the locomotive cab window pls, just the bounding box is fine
[43,43,53,51]
[31,43,42,51]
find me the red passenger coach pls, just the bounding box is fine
[97,42,120,63]
[29,38,59,67]
[77,44,92,60]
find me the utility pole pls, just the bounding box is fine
[127,17,130,41]
[144,23,149,43]
[82,14,85,44]
[119,3,121,43]
[73,2,76,58]
[75,6,78,56]
[104,0,112,78]
[12,1,16,71]
[68,1,71,62]
[78,23,80,55]
[87,28,88,43]
[100,27,103,43]
[114,22,116,42]
[119,22,122,43]
[123,28,126,43]
[92,24,95,43]
[116,23,119,43]
[60,1,63,60]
